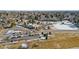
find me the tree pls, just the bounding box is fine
[4,36,10,42]
[23,22,26,27]
[73,16,79,24]
[35,16,38,20]
[44,33,48,40]
[28,15,35,24]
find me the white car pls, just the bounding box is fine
[39,36,46,40]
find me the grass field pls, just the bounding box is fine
[28,31,79,49]
[0,31,79,49]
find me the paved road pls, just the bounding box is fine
[10,34,40,41]
[42,29,79,33]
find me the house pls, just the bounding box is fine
[38,34,46,40]
[6,30,15,35]
[26,23,34,29]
